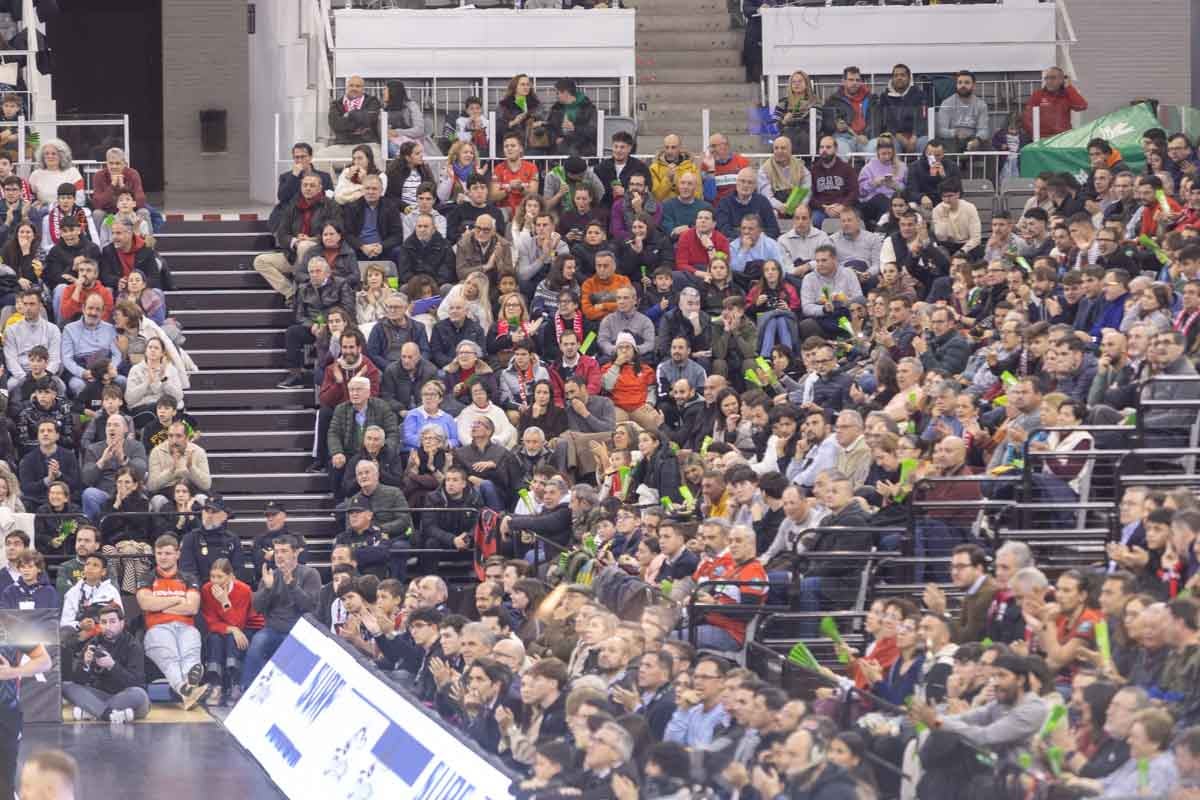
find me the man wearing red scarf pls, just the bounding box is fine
[97,218,163,294]
[253,173,340,301]
[328,75,382,146]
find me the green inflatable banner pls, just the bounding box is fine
[1020,102,1161,181]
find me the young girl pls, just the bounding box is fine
[745,259,800,356]
[334,144,387,206]
[201,557,264,705]
[0,550,56,609]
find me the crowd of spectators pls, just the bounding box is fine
[206,56,1200,797]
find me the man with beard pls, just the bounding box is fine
[937,70,990,153]
[809,135,859,229]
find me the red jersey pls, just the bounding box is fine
[693,552,768,645]
[493,160,540,214]
[136,567,199,629]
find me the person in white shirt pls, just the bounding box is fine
[60,553,121,631]
[777,205,832,279]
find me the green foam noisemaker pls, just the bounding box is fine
[1040,703,1067,738]
[754,356,777,384]
[744,368,762,387]
[1094,619,1111,665]
[618,465,630,482]
[783,185,810,217]
[518,488,532,507]
[661,496,673,510]
[980,637,993,648]
[786,642,819,670]
[1015,256,1031,273]
[820,616,849,663]
[579,330,596,354]
[1000,371,1017,387]
[1156,188,1172,216]
[641,265,648,280]
[894,457,918,502]
[700,435,713,455]
[1138,757,1149,787]
[659,579,673,597]
[386,276,399,289]
[679,486,695,505]
[1046,746,1064,777]
[1138,234,1170,265]
[1017,752,1033,771]
[837,316,855,337]
[821,286,831,300]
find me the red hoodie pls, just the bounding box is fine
[1022,85,1088,138]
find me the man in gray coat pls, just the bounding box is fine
[81,415,147,521]
[553,375,616,481]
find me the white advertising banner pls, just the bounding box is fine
[226,617,516,800]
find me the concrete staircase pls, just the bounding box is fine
[155,221,337,553]
[630,0,764,156]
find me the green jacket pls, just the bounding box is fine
[354,484,412,540]
[711,317,758,364]
[328,398,399,460]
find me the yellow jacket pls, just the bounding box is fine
[649,151,701,202]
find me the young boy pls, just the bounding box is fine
[8,346,65,419]
[99,188,151,248]
[640,266,675,325]
[40,182,99,257]
[454,96,489,152]
[0,94,22,160]
[139,394,199,452]
[0,550,57,609]
[80,382,132,451]
[336,576,383,661]
[16,378,74,453]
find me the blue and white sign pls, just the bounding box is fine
[226,617,516,800]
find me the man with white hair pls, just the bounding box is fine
[328,376,398,494]
[576,720,637,792]
[455,212,513,281]
[429,298,486,370]
[717,167,780,239]
[90,147,149,227]
[278,256,356,388]
[80,414,147,521]
[833,409,871,489]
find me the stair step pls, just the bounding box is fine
[172,270,269,290]
[167,289,283,311]
[164,251,259,271]
[638,84,761,104]
[229,515,337,540]
[188,369,293,391]
[190,347,288,369]
[636,30,741,50]
[220,493,334,514]
[627,0,725,10]
[209,451,316,474]
[172,308,293,328]
[636,14,730,32]
[211,472,330,494]
[636,50,742,69]
[638,104,751,124]
[187,387,312,409]
[201,429,314,452]
[191,407,315,433]
[156,233,275,253]
[185,328,286,350]
[639,67,748,85]
[165,220,270,234]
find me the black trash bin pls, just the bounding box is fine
[199,109,227,153]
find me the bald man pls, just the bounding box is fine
[650,134,702,202]
[757,136,812,219]
[910,435,982,582]
[328,74,382,145]
[716,166,780,239]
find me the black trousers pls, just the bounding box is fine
[0,707,22,800]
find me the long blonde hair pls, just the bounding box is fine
[785,70,817,114]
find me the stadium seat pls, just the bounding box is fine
[1000,176,1036,214]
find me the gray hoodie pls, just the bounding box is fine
[937,93,990,140]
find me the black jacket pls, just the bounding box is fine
[335,525,390,576]
[251,526,309,582]
[655,310,713,362]
[380,358,440,416]
[18,445,81,506]
[293,276,356,327]
[875,84,927,135]
[616,228,675,284]
[594,156,652,208]
[44,238,100,290]
[328,94,383,145]
[429,317,486,370]
[97,241,163,293]
[342,446,406,497]
[419,485,481,548]
[180,525,242,582]
[343,196,406,254]
[630,433,683,503]
[274,196,343,261]
[445,202,507,246]
[545,95,599,158]
[663,549,700,580]
[905,157,962,205]
[69,630,145,693]
[507,501,573,552]
[806,505,872,594]
[398,232,455,286]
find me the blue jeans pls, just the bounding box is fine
[206,629,256,687]
[83,487,110,521]
[240,626,289,690]
[914,519,966,583]
[476,479,504,511]
[693,624,740,652]
[758,311,795,356]
[797,575,825,637]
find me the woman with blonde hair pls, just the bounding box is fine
[355,262,395,327]
[112,299,198,389]
[436,270,493,331]
[486,291,543,360]
[437,140,487,205]
[772,70,821,155]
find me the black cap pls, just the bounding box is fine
[564,156,587,176]
[346,495,372,514]
[264,501,286,516]
[56,182,76,197]
[203,494,230,515]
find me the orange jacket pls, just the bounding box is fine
[580,273,632,322]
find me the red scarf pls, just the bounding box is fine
[1175,308,1200,337]
[513,363,535,405]
[554,312,583,345]
[117,235,143,278]
[49,206,86,245]
[296,193,318,237]
[496,317,531,340]
[342,94,365,113]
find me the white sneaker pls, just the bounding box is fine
[108,709,135,724]
[72,706,95,721]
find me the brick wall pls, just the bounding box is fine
[1064,0,1192,124]
[161,0,250,193]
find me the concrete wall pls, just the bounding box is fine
[1064,0,1193,124]
[161,0,250,194]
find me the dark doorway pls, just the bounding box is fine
[45,0,163,190]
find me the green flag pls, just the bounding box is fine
[1020,102,1158,179]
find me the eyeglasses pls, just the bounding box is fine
[693,672,721,681]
